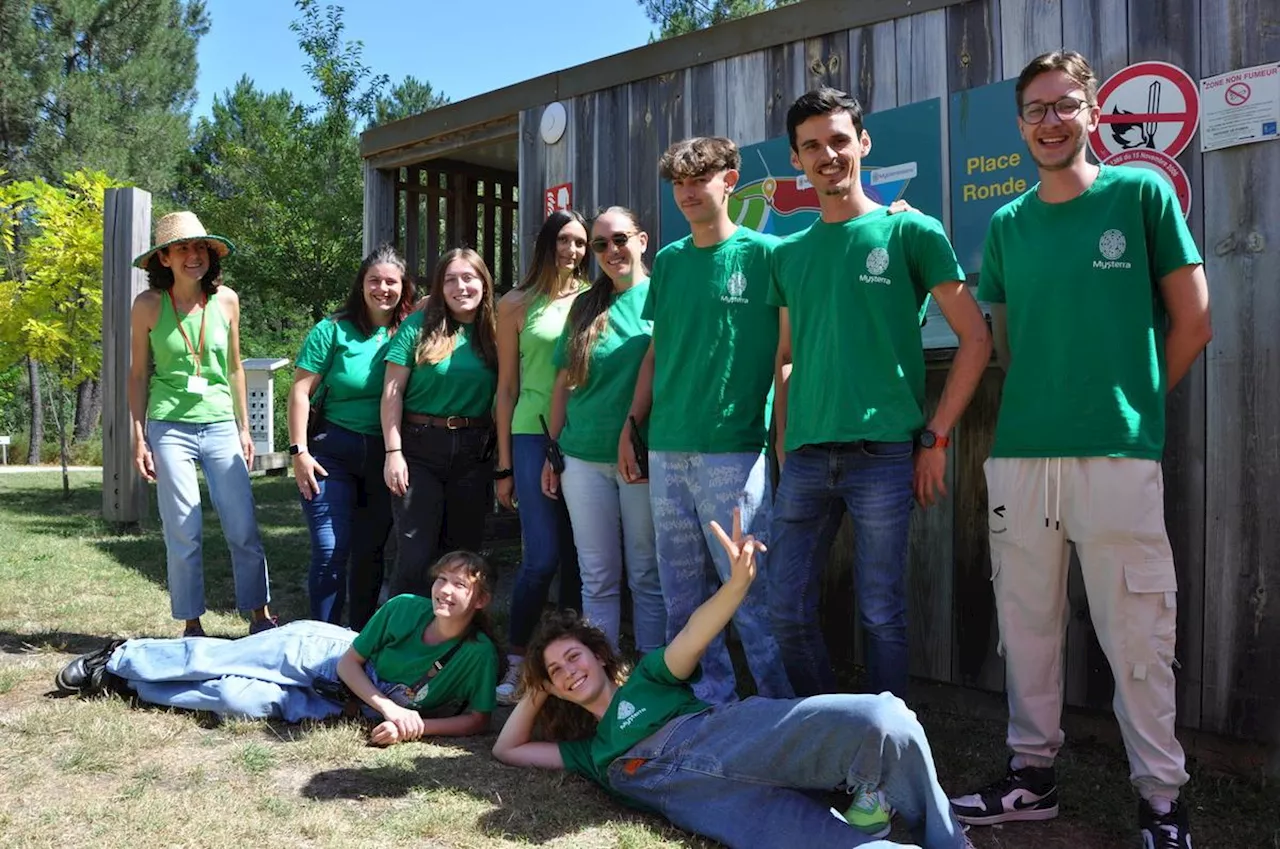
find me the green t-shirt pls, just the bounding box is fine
[350,593,498,714]
[146,290,235,424]
[769,208,964,448]
[552,282,653,464]
[295,317,395,436]
[512,292,578,435]
[558,649,709,808]
[384,311,497,418]
[642,227,778,453]
[976,165,1202,459]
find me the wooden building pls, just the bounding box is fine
[358,0,1279,746]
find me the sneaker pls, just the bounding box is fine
[831,786,893,838]
[55,639,127,695]
[949,759,1058,826]
[1138,797,1191,848]
[495,655,523,705]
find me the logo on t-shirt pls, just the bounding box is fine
[1094,229,1133,269]
[860,247,892,284]
[616,699,647,730]
[722,270,749,304]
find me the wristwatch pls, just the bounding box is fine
[288,443,307,456]
[493,467,513,480]
[918,429,950,449]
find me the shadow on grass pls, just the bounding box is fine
[300,743,710,846]
[0,629,122,656]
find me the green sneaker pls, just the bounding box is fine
[832,786,893,838]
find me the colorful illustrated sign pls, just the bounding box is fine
[1089,61,1201,161]
[949,78,1040,273]
[658,98,943,248]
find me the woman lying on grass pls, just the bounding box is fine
[54,551,500,747]
[493,509,972,849]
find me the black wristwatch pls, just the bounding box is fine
[288,443,307,456]
[917,429,950,450]
[493,467,513,480]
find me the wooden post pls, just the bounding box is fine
[101,188,151,524]
[363,160,395,257]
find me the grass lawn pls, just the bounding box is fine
[1,471,1276,848]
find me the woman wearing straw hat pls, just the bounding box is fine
[129,211,277,638]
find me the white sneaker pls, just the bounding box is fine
[495,656,523,705]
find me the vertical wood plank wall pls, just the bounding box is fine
[509,0,1279,739]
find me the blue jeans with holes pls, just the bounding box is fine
[608,691,968,849]
[770,441,916,699]
[147,419,270,621]
[649,451,792,703]
[507,433,581,649]
[299,422,394,631]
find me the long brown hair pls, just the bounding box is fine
[336,244,416,337]
[414,248,498,368]
[521,609,630,742]
[428,551,507,680]
[563,207,648,388]
[517,210,589,303]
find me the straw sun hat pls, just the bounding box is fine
[131,211,235,269]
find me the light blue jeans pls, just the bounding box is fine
[608,692,968,849]
[649,451,792,703]
[147,419,270,620]
[106,620,405,722]
[559,455,666,653]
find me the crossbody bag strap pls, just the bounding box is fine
[404,637,467,700]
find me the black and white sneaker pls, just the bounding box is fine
[1138,797,1191,848]
[949,759,1058,826]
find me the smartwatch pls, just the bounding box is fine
[288,444,307,456]
[918,430,950,449]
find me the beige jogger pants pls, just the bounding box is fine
[984,456,1189,799]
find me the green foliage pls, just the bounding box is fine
[0,170,120,385]
[0,0,209,192]
[374,75,450,125]
[640,0,802,39]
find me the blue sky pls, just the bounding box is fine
[194,0,657,119]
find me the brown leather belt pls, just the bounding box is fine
[404,412,493,430]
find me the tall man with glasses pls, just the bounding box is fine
[947,51,1210,849]
[619,136,793,704]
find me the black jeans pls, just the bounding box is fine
[390,423,492,597]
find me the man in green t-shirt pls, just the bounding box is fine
[769,87,991,702]
[947,52,1210,849]
[620,135,792,704]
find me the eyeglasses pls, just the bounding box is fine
[590,232,637,253]
[1020,96,1094,124]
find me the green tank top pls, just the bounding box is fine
[512,291,577,434]
[146,289,235,424]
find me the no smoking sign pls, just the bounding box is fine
[1225,82,1251,106]
[1089,61,1201,161]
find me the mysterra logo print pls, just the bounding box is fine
[1094,229,1133,269]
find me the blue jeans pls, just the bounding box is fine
[559,455,666,653]
[507,433,581,649]
[770,442,916,699]
[299,422,394,630]
[147,419,270,621]
[106,620,355,722]
[649,451,792,703]
[609,692,968,849]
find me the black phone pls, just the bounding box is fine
[629,415,649,479]
[540,415,565,474]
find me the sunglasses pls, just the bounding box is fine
[590,232,637,253]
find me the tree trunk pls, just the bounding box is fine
[73,377,102,441]
[26,356,42,464]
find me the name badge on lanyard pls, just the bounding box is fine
[170,290,209,395]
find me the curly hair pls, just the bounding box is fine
[521,609,631,742]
